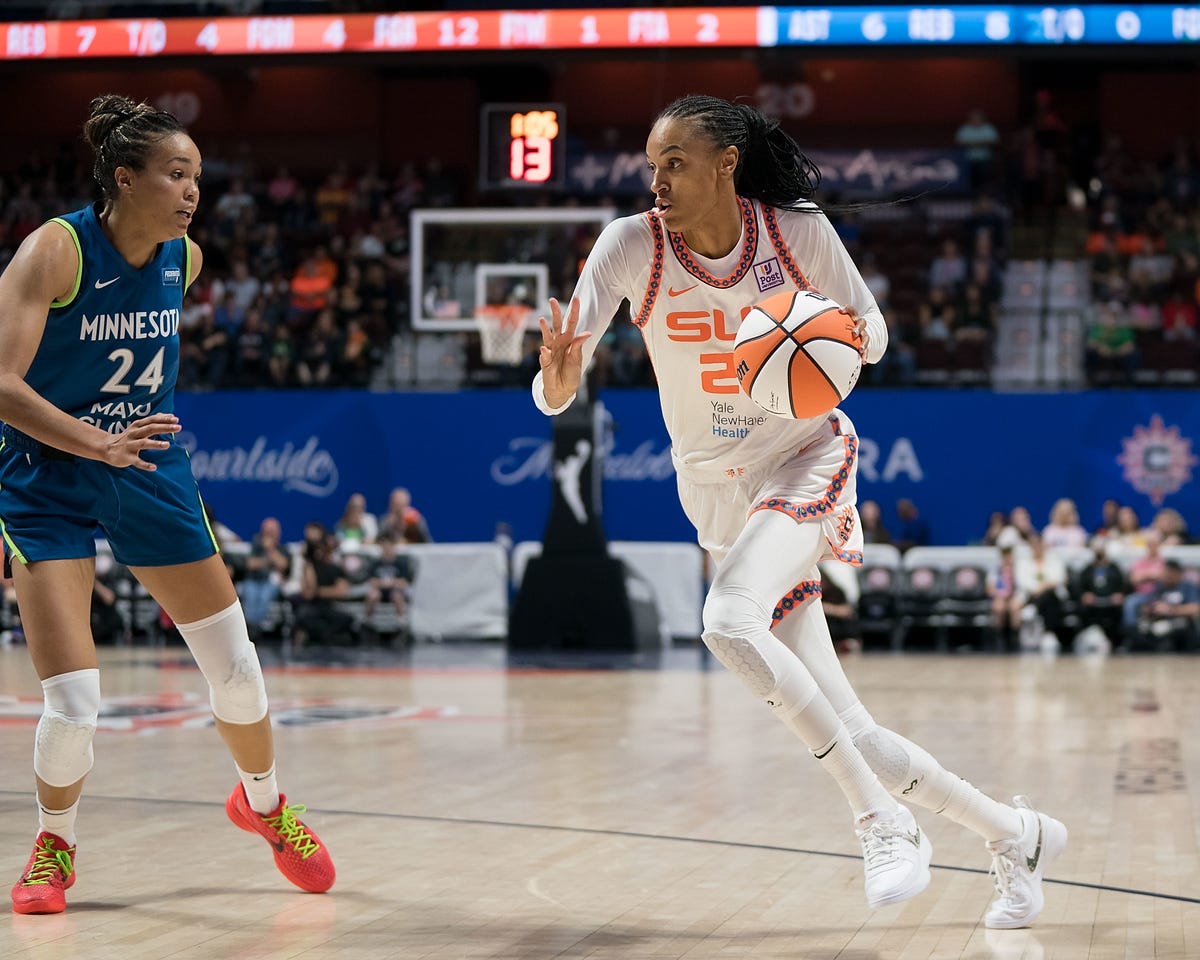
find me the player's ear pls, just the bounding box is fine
[114,166,134,192]
[718,145,739,180]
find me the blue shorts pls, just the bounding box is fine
[0,429,218,568]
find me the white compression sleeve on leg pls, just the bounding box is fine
[853,724,1022,842]
[703,584,896,817]
[176,601,269,724]
[34,668,101,788]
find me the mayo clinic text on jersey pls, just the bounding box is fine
[79,309,180,341]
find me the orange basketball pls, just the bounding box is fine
[733,289,863,419]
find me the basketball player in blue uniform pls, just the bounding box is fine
[0,95,334,914]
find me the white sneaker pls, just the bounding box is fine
[985,796,1068,929]
[856,804,932,908]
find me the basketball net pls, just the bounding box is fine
[476,304,530,366]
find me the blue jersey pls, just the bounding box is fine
[27,203,188,434]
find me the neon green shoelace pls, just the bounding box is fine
[21,839,73,886]
[264,804,320,860]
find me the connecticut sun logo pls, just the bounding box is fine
[1116,415,1197,506]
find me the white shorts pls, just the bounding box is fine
[676,409,864,570]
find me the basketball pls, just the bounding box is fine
[733,289,863,420]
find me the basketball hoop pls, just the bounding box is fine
[476,304,530,366]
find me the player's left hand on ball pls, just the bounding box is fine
[840,306,869,359]
[103,413,181,471]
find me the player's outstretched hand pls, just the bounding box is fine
[538,297,591,409]
[103,413,181,471]
[839,305,869,359]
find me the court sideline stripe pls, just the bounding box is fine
[1,790,1196,906]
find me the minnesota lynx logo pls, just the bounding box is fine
[1117,415,1197,506]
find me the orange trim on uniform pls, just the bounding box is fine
[744,417,859,566]
[762,204,812,291]
[633,210,665,328]
[772,578,822,625]
[668,197,759,288]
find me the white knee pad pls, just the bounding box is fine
[34,668,101,788]
[704,584,779,698]
[853,724,957,809]
[176,601,269,724]
[852,726,913,792]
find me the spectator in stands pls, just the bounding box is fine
[980,510,1008,547]
[293,533,356,649]
[339,317,375,388]
[232,306,270,387]
[295,308,342,387]
[335,492,378,546]
[859,252,891,313]
[224,257,262,313]
[266,164,299,209]
[858,254,914,384]
[1072,538,1128,645]
[1095,498,1121,541]
[893,498,930,553]
[1151,507,1192,546]
[1000,505,1038,546]
[379,487,431,543]
[819,565,861,655]
[240,517,291,640]
[1113,505,1148,549]
[917,286,956,341]
[929,239,968,296]
[1015,535,1068,648]
[1042,498,1088,549]
[91,551,127,646]
[267,324,296,387]
[1133,559,1200,651]
[1161,285,1198,340]
[1084,301,1138,384]
[987,543,1022,647]
[858,500,892,547]
[213,177,256,232]
[289,250,337,321]
[955,108,1000,191]
[362,532,416,630]
[955,283,996,348]
[188,313,231,389]
[1122,527,1166,636]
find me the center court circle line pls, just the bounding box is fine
[1,789,1195,907]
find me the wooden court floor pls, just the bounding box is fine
[0,643,1197,960]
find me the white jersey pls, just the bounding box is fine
[533,198,887,482]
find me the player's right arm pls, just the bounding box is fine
[0,223,179,470]
[532,215,644,414]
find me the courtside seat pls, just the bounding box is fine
[935,565,993,650]
[893,565,946,650]
[857,563,901,649]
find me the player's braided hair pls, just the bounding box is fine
[654,95,821,209]
[83,94,187,202]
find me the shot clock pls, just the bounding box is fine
[479,103,565,190]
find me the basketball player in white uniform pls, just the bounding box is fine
[534,95,1066,927]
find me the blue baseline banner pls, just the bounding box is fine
[173,390,1198,547]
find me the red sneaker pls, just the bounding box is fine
[11,832,76,915]
[225,785,335,893]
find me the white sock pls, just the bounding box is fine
[811,730,899,820]
[38,799,79,847]
[237,763,280,815]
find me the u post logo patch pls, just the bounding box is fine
[162,267,182,286]
[754,258,785,293]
